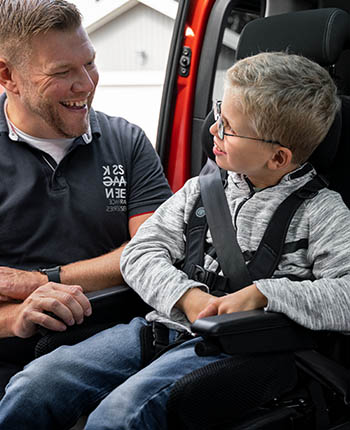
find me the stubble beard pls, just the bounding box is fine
[23,91,91,138]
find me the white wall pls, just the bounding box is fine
[93,71,164,145]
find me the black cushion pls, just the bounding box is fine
[236,8,350,66]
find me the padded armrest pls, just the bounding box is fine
[84,284,151,324]
[191,310,317,355]
[85,284,136,306]
[85,284,129,300]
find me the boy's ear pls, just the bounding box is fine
[0,58,19,94]
[268,147,293,170]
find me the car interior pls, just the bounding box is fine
[1,2,350,430]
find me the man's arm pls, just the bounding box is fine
[58,213,152,292]
[0,213,153,301]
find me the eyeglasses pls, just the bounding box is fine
[213,100,282,146]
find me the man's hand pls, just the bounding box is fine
[0,266,47,301]
[197,284,267,320]
[10,283,92,338]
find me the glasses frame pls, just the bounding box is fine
[214,100,282,146]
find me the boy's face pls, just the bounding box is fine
[210,92,278,187]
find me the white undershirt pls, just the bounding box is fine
[9,122,73,164]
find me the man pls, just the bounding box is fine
[0,0,171,355]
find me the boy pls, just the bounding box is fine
[0,52,349,430]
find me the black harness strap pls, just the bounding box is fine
[181,196,234,295]
[248,175,328,280]
[199,159,252,291]
[182,196,207,276]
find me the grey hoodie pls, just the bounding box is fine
[121,164,350,332]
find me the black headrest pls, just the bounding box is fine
[236,8,349,66]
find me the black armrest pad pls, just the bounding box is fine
[85,285,151,323]
[191,310,317,354]
[86,285,134,305]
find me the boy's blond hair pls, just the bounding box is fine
[225,52,340,164]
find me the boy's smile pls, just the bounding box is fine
[213,140,226,155]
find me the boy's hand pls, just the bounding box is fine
[197,284,267,320]
[175,288,213,323]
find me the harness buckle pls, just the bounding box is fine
[192,265,209,283]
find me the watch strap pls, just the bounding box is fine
[39,266,61,283]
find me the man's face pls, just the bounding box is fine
[10,25,99,139]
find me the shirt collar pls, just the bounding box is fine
[227,162,316,192]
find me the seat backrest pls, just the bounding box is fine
[236,8,349,67]
[202,8,350,207]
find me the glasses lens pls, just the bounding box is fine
[214,101,219,121]
[214,101,224,140]
[218,121,224,140]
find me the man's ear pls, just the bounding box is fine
[0,58,19,94]
[268,147,293,170]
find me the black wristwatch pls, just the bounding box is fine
[39,266,61,283]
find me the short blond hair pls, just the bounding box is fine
[225,52,340,164]
[0,0,82,66]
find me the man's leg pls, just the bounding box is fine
[0,317,148,430]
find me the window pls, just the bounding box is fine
[212,7,261,102]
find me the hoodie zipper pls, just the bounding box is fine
[233,177,255,229]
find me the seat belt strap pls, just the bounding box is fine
[199,158,252,291]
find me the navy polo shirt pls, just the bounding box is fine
[0,94,172,270]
